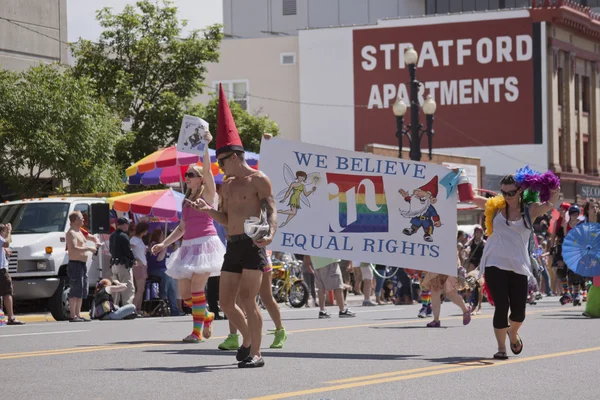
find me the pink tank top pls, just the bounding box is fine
[182,202,217,240]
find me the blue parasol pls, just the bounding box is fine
[562,223,600,277]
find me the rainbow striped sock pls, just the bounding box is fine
[184,298,192,308]
[191,292,206,340]
[421,290,432,307]
[561,278,569,295]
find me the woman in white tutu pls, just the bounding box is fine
[151,131,225,343]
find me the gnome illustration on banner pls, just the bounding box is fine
[216,83,245,157]
[399,176,441,242]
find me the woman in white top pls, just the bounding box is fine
[471,175,559,360]
[130,222,149,315]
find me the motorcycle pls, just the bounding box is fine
[270,254,309,308]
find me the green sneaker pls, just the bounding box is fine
[218,334,240,350]
[270,328,287,349]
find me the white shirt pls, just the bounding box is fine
[480,212,532,277]
[130,236,147,266]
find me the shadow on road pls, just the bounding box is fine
[422,356,494,366]
[97,364,235,374]
[369,326,453,330]
[141,347,421,361]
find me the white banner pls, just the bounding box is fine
[176,115,209,155]
[259,137,459,275]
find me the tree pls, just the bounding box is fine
[70,0,223,165]
[186,97,280,153]
[0,64,125,197]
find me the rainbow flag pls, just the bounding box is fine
[326,173,388,233]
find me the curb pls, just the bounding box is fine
[15,312,90,323]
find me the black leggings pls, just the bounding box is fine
[206,276,220,316]
[484,266,528,329]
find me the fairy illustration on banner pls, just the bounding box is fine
[276,164,321,228]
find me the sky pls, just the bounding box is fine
[67,0,223,42]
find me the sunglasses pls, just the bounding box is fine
[184,172,200,178]
[217,153,235,167]
[501,189,519,197]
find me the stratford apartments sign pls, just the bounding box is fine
[352,15,543,152]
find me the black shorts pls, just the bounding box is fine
[0,268,13,296]
[221,235,268,274]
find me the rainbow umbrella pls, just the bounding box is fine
[127,148,260,186]
[125,146,201,177]
[106,189,185,220]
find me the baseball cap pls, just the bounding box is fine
[117,217,130,225]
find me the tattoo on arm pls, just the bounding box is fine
[261,195,277,236]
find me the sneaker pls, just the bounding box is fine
[218,334,240,350]
[425,305,433,317]
[318,310,331,319]
[426,320,441,328]
[559,294,572,305]
[418,305,428,318]
[573,294,582,307]
[270,328,287,349]
[236,345,251,362]
[339,308,356,318]
[362,300,377,307]
[238,356,265,368]
[182,334,202,343]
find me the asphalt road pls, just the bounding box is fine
[2,296,599,400]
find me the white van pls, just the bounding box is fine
[0,196,115,320]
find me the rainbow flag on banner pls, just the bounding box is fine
[326,173,388,233]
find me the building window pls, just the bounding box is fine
[213,80,249,111]
[280,52,296,65]
[582,76,591,113]
[583,135,591,174]
[557,67,564,107]
[575,74,580,112]
[426,0,529,13]
[283,0,297,16]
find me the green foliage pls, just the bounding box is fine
[70,0,223,165]
[186,96,279,153]
[0,64,125,197]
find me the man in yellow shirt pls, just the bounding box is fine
[304,256,356,319]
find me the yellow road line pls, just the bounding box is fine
[0,343,163,360]
[250,346,600,400]
[0,306,571,361]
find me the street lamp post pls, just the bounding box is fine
[392,46,437,162]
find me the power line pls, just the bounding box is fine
[0,16,70,46]
[218,88,545,169]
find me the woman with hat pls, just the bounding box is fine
[151,131,225,343]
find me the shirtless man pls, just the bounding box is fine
[192,146,276,368]
[66,211,99,322]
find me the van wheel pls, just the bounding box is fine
[49,277,70,321]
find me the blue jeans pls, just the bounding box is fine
[374,265,386,296]
[541,266,552,295]
[103,304,136,320]
[150,269,180,315]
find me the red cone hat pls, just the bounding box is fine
[216,83,244,156]
[419,176,438,198]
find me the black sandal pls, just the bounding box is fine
[493,351,508,360]
[509,334,523,355]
